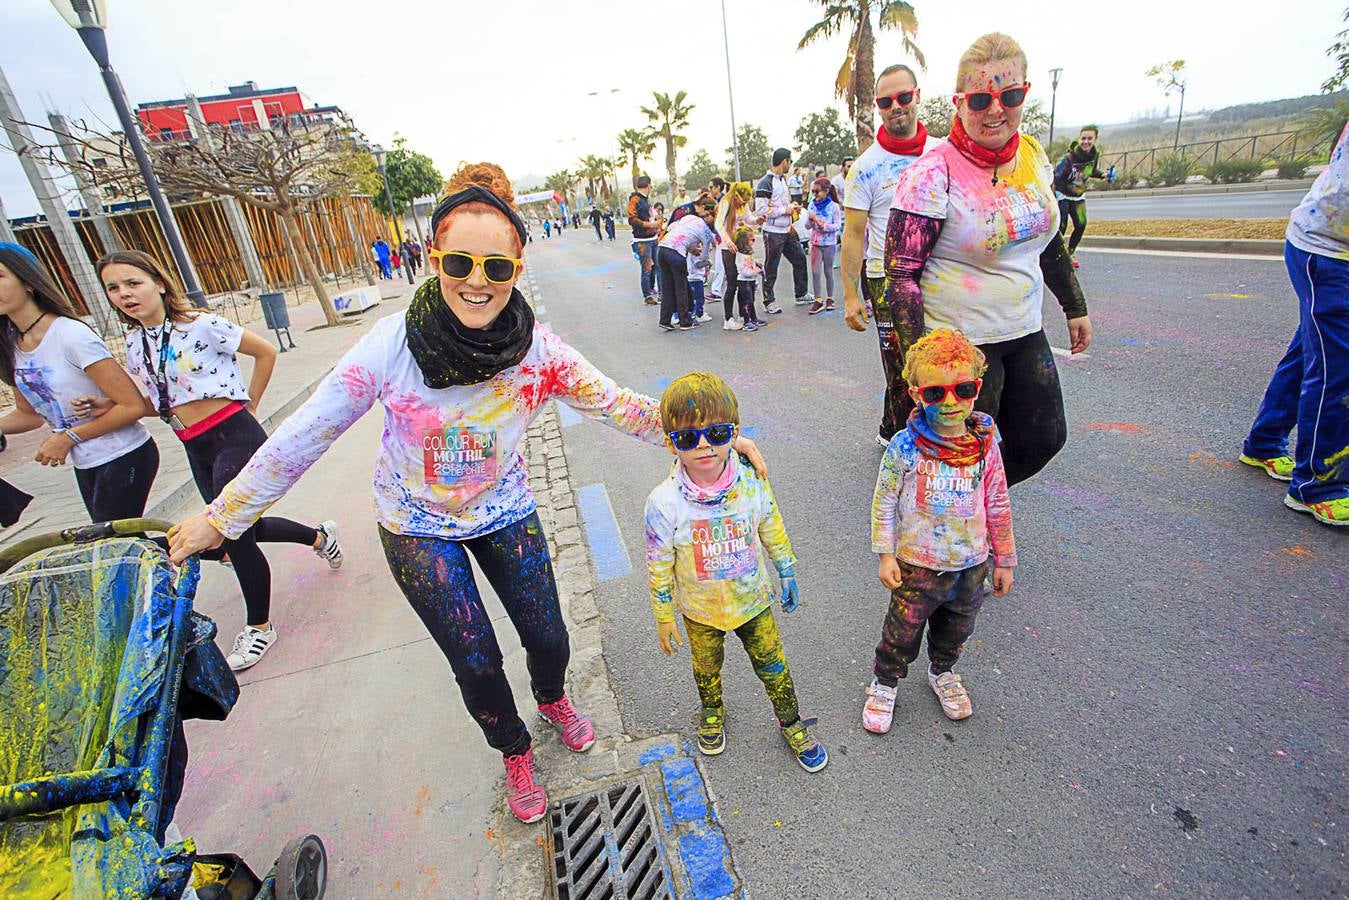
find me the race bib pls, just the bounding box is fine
[689,515,757,581]
[914,457,979,517]
[991,184,1051,249]
[423,426,498,486]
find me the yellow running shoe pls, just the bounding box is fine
[1239,454,1294,481]
[1284,494,1349,527]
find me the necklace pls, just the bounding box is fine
[14,311,46,338]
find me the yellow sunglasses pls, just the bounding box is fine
[427,248,524,284]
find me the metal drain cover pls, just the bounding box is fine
[549,778,672,900]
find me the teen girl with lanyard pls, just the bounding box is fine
[91,249,342,673]
[884,32,1093,486]
[167,163,768,824]
[0,242,157,522]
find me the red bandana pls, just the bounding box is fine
[875,121,929,157]
[948,115,1019,169]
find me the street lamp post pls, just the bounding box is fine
[373,145,413,285]
[720,0,741,182]
[1047,67,1063,149]
[49,0,209,308]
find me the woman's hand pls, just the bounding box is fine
[731,435,767,477]
[71,395,113,420]
[35,431,75,466]
[167,512,226,564]
[1067,316,1093,354]
[657,621,683,656]
[878,554,902,590]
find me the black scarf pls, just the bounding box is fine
[404,275,535,389]
[1069,142,1099,166]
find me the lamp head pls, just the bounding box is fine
[372,145,387,169]
[49,0,107,29]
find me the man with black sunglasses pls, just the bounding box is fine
[842,63,938,445]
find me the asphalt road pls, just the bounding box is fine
[1089,189,1303,221]
[530,228,1345,897]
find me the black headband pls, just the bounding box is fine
[429,185,528,246]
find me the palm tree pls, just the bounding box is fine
[640,91,694,204]
[545,169,575,212]
[576,155,614,204]
[798,1,924,153]
[617,127,657,190]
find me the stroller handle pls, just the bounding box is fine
[0,518,181,576]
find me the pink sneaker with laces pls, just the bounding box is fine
[537,694,596,752]
[503,748,547,823]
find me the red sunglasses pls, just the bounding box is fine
[875,90,916,110]
[954,83,1030,112]
[917,380,981,404]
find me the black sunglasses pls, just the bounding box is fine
[668,423,735,451]
[956,85,1029,113]
[918,381,980,404]
[875,90,916,110]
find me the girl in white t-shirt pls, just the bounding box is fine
[0,242,157,523]
[92,250,342,673]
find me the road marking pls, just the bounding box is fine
[1051,346,1089,360]
[554,401,583,427]
[1077,247,1282,262]
[576,483,631,581]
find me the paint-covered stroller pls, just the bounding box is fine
[0,519,327,899]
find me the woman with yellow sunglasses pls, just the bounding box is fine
[167,162,766,825]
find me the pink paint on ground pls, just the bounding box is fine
[1086,422,1146,434]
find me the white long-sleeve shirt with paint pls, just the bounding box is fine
[205,314,664,540]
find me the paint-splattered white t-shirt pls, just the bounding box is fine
[1287,123,1349,261]
[123,313,250,407]
[891,134,1060,344]
[845,134,939,278]
[12,316,151,469]
[205,314,664,541]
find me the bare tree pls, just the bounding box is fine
[27,113,377,326]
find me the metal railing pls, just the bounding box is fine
[1103,130,1335,181]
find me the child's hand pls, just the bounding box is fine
[779,576,799,613]
[878,554,902,590]
[657,621,683,656]
[993,566,1014,597]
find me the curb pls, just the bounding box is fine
[1078,235,1284,256]
[1090,177,1314,200]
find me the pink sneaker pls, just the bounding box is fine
[537,694,596,752]
[862,678,897,734]
[503,748,547,824]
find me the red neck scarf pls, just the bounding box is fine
[948,115,1019,170]
[875,121,929,156]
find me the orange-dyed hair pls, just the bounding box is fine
[902,328,988,384]
[433,162,523,255]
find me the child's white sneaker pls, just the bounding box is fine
[928,667,973,720]
[862,677,897,733]
[722,317,742,331]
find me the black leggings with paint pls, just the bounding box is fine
[380,512,569,757]
[182,408,318,626]
[1058,198,1089,253]
[75,436,160,522]
[657,246,693,327]
[720,249,740,320]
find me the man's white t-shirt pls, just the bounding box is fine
[844,135,939,278]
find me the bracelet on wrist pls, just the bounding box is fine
[64,428,83,444]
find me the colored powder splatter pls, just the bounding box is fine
[1087,422,1146,434]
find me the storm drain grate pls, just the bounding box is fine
[550,778,671,900]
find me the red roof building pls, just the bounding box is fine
[136,81,344,142]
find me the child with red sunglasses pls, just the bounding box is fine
[863,328,1017,733]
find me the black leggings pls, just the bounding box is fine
[380,512,569,757]
[720,249,740,320]
[74,436,159,522]
[1058,198,1088,253]
[657,246,693,327]
[183,408,318,626]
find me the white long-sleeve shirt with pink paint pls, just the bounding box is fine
[871,421,1017,572]
[205,314,663,540]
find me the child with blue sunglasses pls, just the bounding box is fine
[643,372,827,771]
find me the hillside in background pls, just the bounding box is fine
[1058,91,1348,153]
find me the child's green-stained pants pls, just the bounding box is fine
[683,606,800,726]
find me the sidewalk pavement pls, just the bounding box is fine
[0,276,427,547]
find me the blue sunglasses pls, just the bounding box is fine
[668,423,736,451]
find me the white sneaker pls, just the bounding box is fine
[696,313,712,323]
[722,318,742,331]
[764,302,783,314]
[875,434,890,448]
[226,626,277,671]
[313,520,343,569]
[862,677,898,734]
[928,667,973,720]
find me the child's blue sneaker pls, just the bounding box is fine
[781,718,828,773]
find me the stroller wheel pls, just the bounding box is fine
[273,834,327,899]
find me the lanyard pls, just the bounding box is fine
[139,320,175,423]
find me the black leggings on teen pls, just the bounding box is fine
[380,512,569,758]
[74,436,160,522]
[183,408,318,626]
[657,246,693,327]
[1058,198,1089,254]
[720,249,740,320]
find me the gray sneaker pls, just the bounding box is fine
[764,302,783,314]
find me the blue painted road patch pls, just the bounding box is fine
[575,483,632,581]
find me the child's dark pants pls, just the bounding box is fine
[873,560,989,685]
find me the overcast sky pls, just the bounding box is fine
[1,0,1342,217]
